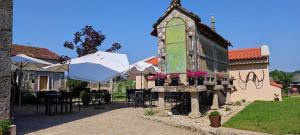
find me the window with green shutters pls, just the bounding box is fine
[166,18,187,73]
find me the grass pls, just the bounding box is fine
[223,97,300,135]
[112,92,126,101]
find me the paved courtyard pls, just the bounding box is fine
[13,102,200,135]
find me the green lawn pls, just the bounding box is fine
[223,97,300,135]
[112,92,126,101]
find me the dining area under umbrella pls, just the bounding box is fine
[11,54,52,105]
[127,61,159,89]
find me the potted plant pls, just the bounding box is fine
[209,111,222,128]
[80,91,91,106]
[216,73,224,85]
[154,73,167,86]
[187,70,196,85]
[0,120,12,135]
[229,76,235,85]
[104,92,111,104]
[195,71,207,85]
[169,73,180,86]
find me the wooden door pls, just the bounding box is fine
[39,76,48,90]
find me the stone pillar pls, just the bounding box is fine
[211,91,219,110]
[189,92,201,119]
[0,0,13,120]
[225,88,232,105]
[158,92,165,113]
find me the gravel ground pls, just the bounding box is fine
[13,102,201,135]
[144,102,253,134]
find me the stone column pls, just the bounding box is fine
[0,0,13,120]
[211,91,219,110]
[158,92,165,113]
[189,92,201,119]
[225,88,232,105]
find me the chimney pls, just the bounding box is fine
[211,16,216,32]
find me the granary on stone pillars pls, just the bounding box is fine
[151,0,231,78]
[151,0,233,118]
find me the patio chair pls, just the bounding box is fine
[134,90,144,108]
[36,91,47,114]
[126,89,136,105]
[45,91,60,115]
[59,91,73,114]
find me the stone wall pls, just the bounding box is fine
[0,0,13,119]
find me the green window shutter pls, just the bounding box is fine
[166,18,187,73]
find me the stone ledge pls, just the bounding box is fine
[152,86,207,92]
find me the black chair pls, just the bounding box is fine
[126,89,136,105]
[45,91,60,115]
[143,90,152,107]
[70,91,81,112]
[36,91,47,114]
[134,90,144,108]
[165,92,181,107]
[59,91,73,114]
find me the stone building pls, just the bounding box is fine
[11,44,66,91]
[151,0,232,118]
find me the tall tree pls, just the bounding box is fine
[270,69,295,93]
[0,0,13,120]
[64,25,121,57]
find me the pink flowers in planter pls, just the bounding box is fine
[154,73,167,80]
[187,71,207,78]
[187,71,207,85]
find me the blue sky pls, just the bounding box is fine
[13,0,300,72]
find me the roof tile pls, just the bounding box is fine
[11,44,60,61]
[229,48,263,61]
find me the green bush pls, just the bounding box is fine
[0,120,11,134]
[67,79,88,92]
[209,111,220,116]
[144,108,155,116]
[234,101,242,106]
[225,107,231,111]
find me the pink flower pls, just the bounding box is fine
[187,71,207,78]
[154,73,167,79]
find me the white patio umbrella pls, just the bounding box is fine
[127,61,159,89]
[11,54,52,105]
[68,51,130,83]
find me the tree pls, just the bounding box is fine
[63,25,121,57]
[0,0,13,119]
[270,69,295,93]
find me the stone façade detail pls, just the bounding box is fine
[0,0,13,120]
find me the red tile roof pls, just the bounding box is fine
[229,48,263,61]
[145,57,159,66]
[11,44,60,61]
[270,81,283,89]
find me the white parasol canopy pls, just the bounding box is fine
[68,51,130,83]
[11,54,52,65]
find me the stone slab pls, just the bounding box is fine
[152,86,207,92]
